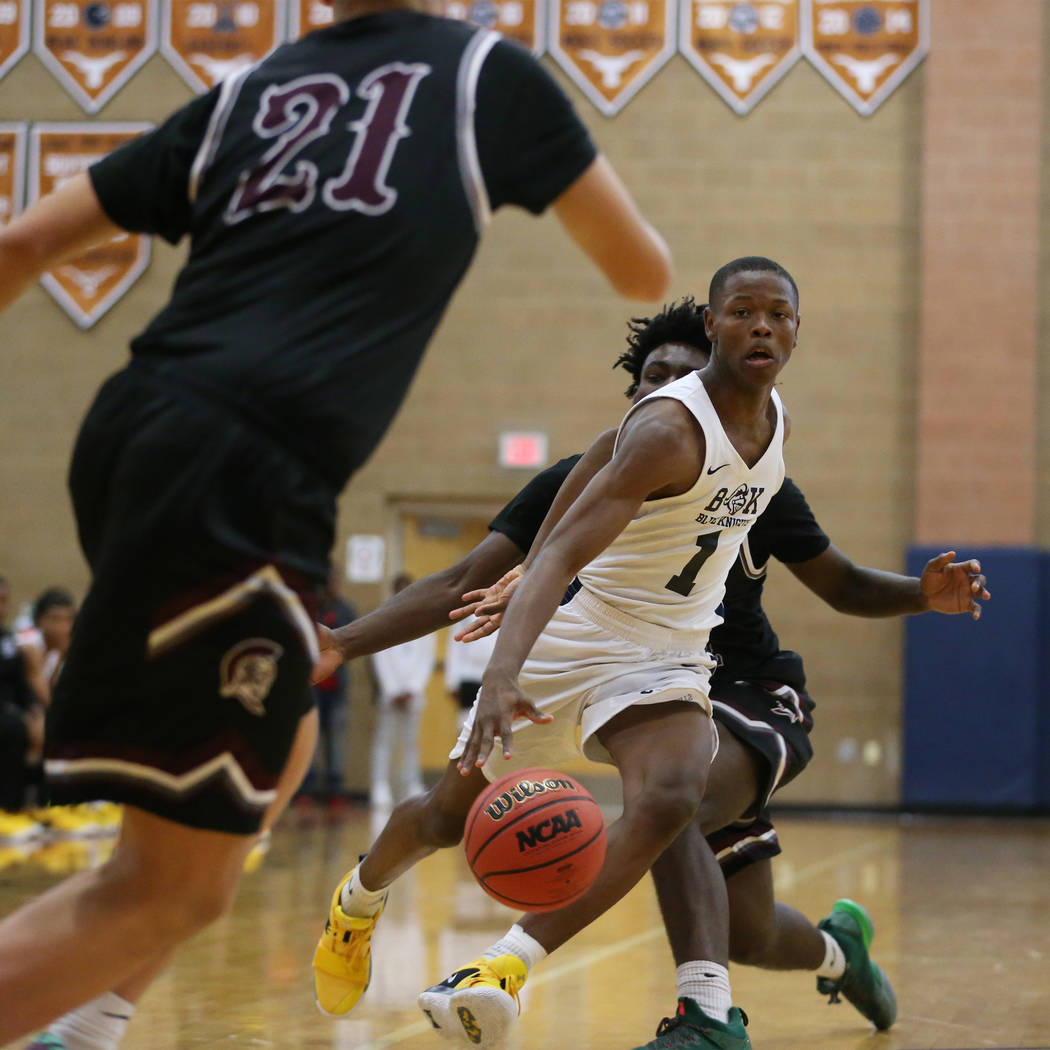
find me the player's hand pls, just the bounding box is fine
[457,671,552,774]
[920,551,990,620]
[451,566,525,641]
[311,623,343,683]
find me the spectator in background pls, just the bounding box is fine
[444,619,498,731]
[0,575,44,839]
[18,588,77,706]
[301,571,356,810]
[370,574,435,809]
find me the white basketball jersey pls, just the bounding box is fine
[576,371,785,635]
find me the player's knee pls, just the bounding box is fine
[101,860,236,943]
[629,773,703,841]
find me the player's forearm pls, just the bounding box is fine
[483,547,577,681]
[332,537,523,660]
[0,174,120,313]
[334,570,469,660]
[0,238,48,312]
[829,565,927,617]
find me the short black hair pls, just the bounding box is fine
[613,297,712,398]
[708,256,798,310]
[33,587,74,623]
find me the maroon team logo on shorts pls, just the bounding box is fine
[219,638,284,716]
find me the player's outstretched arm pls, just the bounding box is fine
[312,530,525,681]
[787,545,989,621]
[0,173,122,313]
[454,429,618,640]
[553,156,672,302]
[459,400,704,771]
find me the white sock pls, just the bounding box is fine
[677,961,731,1024]
[340,866,387,918]
[48,992,135,1050]
[482,924,548,972]
[816,930,846,979]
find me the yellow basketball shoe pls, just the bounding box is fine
[312,868,387,1016]
[0,810,44,844]
[418,955,528,1048]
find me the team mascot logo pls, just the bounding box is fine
[219,638,284,716]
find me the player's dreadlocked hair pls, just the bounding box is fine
[613,297,711,398]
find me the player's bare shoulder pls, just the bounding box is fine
[616,394,705,498]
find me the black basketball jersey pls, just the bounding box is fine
[89,11,596,490]
[488,460,830,680]
[710,477,829,679]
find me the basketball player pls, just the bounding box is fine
[0,0,674,1039]
[314,257,800,1050]
[312,295,987,1045]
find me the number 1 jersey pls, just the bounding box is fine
[577,372,786,634]
[86,11,596,492]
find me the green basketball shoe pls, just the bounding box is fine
[817,898,897,1030]
[631,999,751,1050]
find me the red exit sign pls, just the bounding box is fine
[499,431,548,468]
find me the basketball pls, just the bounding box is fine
[464,768,607,912]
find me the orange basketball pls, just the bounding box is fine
[464,768,607,912]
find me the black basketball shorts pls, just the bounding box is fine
[706,672,815,877]
[43,363,336,834]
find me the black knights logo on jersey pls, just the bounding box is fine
[703,484,764,517]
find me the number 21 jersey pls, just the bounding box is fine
[577,371,786,635]
[87,11,596,492]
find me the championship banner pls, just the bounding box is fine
[0,0,29,80]
[30,124,152,329]
[550,0,676,116]
[287,0,330,39]
[680,0,800,115]
[34,0,158,113]
[801,0,927,116]
[162,0,285,92]
[0,124,26,228]
[446,0,544,56]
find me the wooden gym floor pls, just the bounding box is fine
[1,808,1048,1050]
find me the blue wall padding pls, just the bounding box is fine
[902,547,1049,810]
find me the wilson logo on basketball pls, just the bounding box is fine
[484,776,577,821]
[515,808,583,851]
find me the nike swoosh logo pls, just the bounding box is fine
[441,967,480,989]
[706,463,730,474]
[102,1012,132,1020]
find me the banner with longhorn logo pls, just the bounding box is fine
[446,0,544,55]
[34,0,158,113]
[680,1,800,115]
[550,0,676,117]
[162,0,285,92]
[0,0,29,81]
[287,0,329,39]
[0,124,26,229]
[801,0,927,115]
[30,124,152,329]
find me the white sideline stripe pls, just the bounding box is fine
[189,63,254,203]
[45,751,277,808]
[350,837,898,1050]
[147,564,319,662]
[455,28,498,234]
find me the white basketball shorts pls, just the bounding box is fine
[450,585,716,781]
